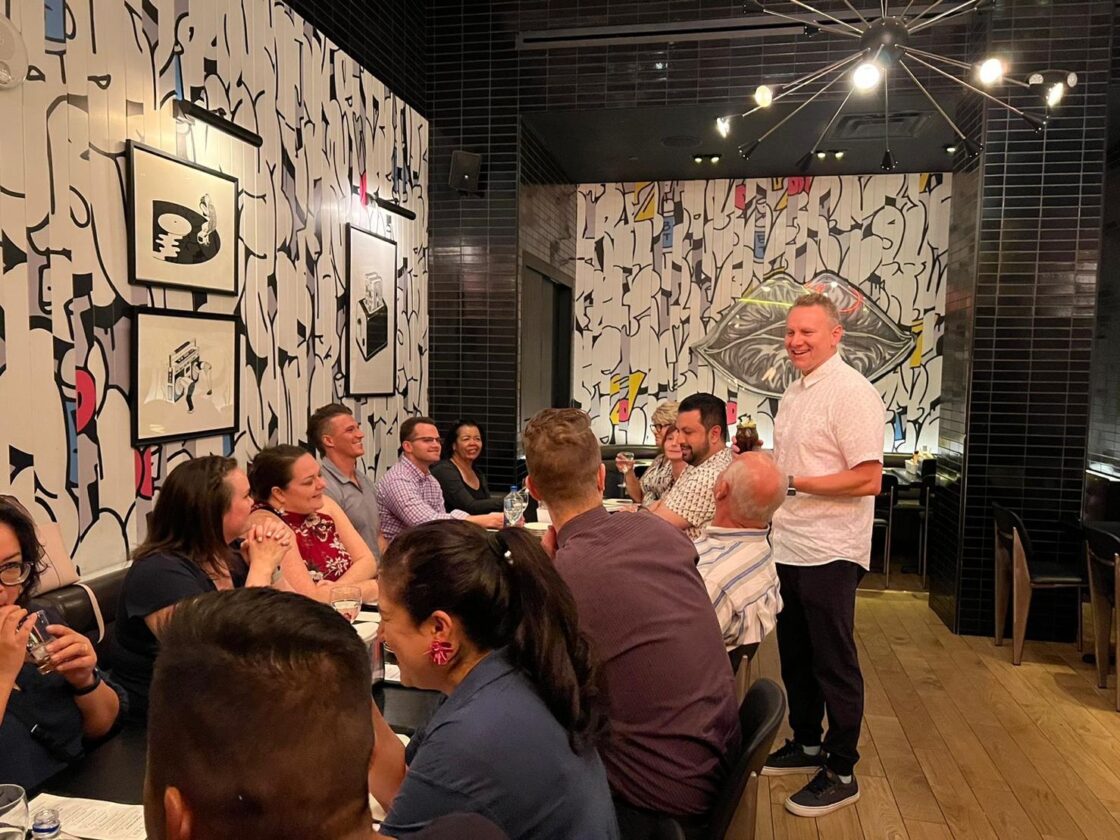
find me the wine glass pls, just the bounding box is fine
[0,785,28,840]
[330,585,362,624]
[617,451,635,496]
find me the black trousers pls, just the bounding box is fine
[775,560,865,776]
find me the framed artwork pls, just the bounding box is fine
[131,307,240,445]
[346,225,397,395]
[127,140,239,295]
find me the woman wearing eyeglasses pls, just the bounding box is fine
[0,496,124,789]
[617,400,685,506]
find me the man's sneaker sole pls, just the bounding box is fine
[761,762,822,777]
[785,788,860,817]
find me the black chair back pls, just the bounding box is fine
[707,678,787,839]
[993,502,1034,561]
[874,472,898,514]
[1085,527,1120,606]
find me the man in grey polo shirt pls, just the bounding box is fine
[307,404,381,559]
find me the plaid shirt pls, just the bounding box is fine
[375,457,468,543]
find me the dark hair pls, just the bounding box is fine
[134,457,239,575]
[399,416,438,447]
[247,444,310,502]
[307,404,353,456]
[441,419,484,460]
[380,521,607,752]
[0,495,46,606]
[678,392,728,443]
[148,588,373,840]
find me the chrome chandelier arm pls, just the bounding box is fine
[909,0,983,34]
[903,50,1038,120]
[753,5,862,39]
[786,0,864,33]
[904,45,1031,88]
[744,60,856,152]
[735,51,867,118]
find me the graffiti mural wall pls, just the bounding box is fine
[574,175,950,452]
[0,0,427,575]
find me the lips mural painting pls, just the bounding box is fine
[575,175,950,452]
[0,0,427,576]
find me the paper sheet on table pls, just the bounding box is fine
[383,663,401,683]
[29,793,146,840]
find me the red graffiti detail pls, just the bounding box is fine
[75,369,95,432]
[787,176,813,197]
[360,171,368,206]
[135,449,154,499]
[734,184,747,210]
[726,401,738,425]
[617,398,631,423]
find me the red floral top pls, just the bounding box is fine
[252,503,354,582]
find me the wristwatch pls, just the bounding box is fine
[787,476,797,496]
[71,668,102,697]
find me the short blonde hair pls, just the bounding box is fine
[650,400,679,427]
[790,292,841,326]
[522,409,601,505]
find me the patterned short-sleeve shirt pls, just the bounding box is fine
[639,455,676,503]
[661,447,734,539]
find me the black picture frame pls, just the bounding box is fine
[131,307,241,446]
[126,140,240,296]
[346,225,398,396]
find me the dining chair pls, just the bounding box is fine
[993,503,1086,665]
[873,473,898,586]
[1084,525,1120,710]
[895,473,934,587]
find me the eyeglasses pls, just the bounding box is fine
[407,436,441,445]
[0,561,31,587]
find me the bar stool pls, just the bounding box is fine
[873,473,898,586]
[895,473,934,587]
[1085,525,1120,710]
[993,503,1086,665]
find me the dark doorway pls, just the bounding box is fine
[519,264,573,429]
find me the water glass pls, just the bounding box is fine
[23,611,55,673]
[618,451,635,474]
[330,585,362,623]
[0,785,28,840]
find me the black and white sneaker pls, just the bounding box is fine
[785,768,860,817]
[761,740,825,776]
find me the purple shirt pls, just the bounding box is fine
[555,506,740,816]
[376,457,468,542]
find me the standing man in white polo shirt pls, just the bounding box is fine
[762,292,885,819]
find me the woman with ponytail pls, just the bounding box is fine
[370,520,618,839]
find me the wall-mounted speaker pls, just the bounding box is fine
[449,150,482,193]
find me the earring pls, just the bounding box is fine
[428,639,453,666]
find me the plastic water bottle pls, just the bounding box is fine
[503,486,526,527]
[31,808,61,839]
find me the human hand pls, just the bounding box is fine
[243,523,293,571]
[483,512,504,529]
[0,606,32,684]
[44,623,99,689]
[615,453,635,472]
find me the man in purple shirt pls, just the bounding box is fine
[375,417,503,545]
[523,408,740,840]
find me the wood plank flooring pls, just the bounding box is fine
[748,590,1120,840]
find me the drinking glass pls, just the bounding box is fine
[330,585,362,623]
[23,610,55,674]
[617,451,635,474]
[0,785,28,840]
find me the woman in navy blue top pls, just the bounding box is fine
[370,521,618,840]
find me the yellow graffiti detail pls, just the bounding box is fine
[771,177,785,190]
[609,371,647,424]
[776,192,788,212]
[919,172,930,193]
[910,321,924,367]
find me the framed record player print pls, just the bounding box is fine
[127,141,239,295]
[346,225,396,396]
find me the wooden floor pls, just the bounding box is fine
[749,590,1120,840]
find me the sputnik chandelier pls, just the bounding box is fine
[718,1,1077,170]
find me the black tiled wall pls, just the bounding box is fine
[519,124,577,277]
[281,0,428,115]
[1087,1,1120,478]
[934,1,1115,638]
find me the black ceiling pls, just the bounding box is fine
[522,88,967,183]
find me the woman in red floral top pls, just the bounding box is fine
[247,445,379,604]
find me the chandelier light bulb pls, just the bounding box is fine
[977,58,1004,86]
[852,62,882,93]
[716,117,731,138]
[1046,82,1065,108]
[754,85,774,108]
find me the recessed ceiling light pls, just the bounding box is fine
[709,154,720,164]
[693,155,704,164]
[834,150,845,160]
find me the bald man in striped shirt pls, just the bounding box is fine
[694,453,786,658]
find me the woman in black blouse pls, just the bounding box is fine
[431,421,503,515]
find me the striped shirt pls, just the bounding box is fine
[694,526,782,649]
[375,457,468,543]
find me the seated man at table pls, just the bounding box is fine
[309,403,382,560]
[144,587,508,840]
[523,408,739,839]
[695,453,786,660]
[649,393,734,539]
[376,417,503,546]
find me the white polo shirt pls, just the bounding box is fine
[771,352,886,569]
